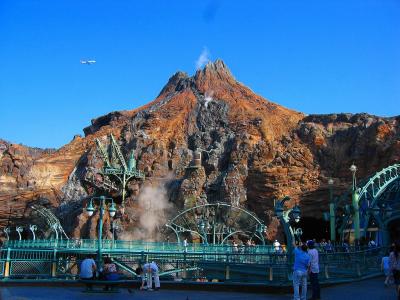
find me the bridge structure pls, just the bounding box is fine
[0,239,385,285]
[0,164,396,285]
[328,163,400,245]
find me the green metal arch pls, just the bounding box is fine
[169,202,264,225]
[166,202,266,245]
[358,164,400,238]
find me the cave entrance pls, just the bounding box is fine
[296,217,329,242]
[388,218,400,244]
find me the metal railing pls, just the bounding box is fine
[0,241,386,285]
[2,239,278,254]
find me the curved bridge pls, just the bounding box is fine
[340,163,400,244]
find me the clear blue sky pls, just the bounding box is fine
[1,0,399,148]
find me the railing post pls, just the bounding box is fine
[4,248,11,278]
[225,265,230,280]
[183,251,187,279]
[324,264,329,279]
[356,262,361,277]
[51,249,57,278]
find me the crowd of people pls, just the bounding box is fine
[290,238,393,300]
[78,238,390,299]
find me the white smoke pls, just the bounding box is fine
[121,183,172,241]
[196,47,210,70]
[204,90,214,108]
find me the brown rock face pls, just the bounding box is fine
[1,60,399,242]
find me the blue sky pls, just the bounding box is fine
[0,0,399,148]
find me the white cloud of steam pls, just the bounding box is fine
[204,90,214,108]
[121,184,172,242]
[196,47,210,70]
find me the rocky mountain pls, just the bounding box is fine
[1,59,399,241]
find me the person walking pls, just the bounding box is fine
[382,251,391,286]
[292,241,310,300]
[389,242,400,299]
[307,240,321,300]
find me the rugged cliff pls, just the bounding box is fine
[1,60,399,241]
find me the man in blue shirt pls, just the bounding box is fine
[293,242,310,300]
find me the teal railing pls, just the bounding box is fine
[0,240,386,285]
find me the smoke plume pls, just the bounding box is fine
[196,47,210,70]
[122,183,172,241]
[204,90,214,108]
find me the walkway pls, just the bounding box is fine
[0,277,393,300]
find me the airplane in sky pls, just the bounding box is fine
[80,59,96,65]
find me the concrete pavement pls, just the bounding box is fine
[0,277,394,300]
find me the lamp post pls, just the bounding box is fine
[86,195,117,264]
[328,178,336,242]
[274,196,301,254]
[16,226,23,241]
[4,227,10,241]
[29,224,37,241]
[112,221,119,247]
[198,219,208,245]
[350,163,360,243]
[256,224,267,245]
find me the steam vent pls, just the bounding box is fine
[0,59,399,242]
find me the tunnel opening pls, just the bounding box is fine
[296,217,329,242]
[388,219,400,244]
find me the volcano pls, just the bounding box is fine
[1,59,399,240]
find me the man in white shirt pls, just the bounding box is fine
[307,240,321,300]
[137,261,160,291]
[273,240,281,253]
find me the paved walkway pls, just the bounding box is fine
[0,277,394,300]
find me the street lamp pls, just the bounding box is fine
[349,163,360,243]
[198,219,208,245]
[16,226,23,241]
[112,221,119,247]
[350,164,357,191]
[4,227,10,241]
[85,195,118,264]
[274,196,302,254]
[29,224,37,241]
[327,178,336,242]
[255,224,267,245]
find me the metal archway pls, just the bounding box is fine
[339,164,400,244]
[30,205,69,239]
[359,164,400,242]
[165,202,267,245]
